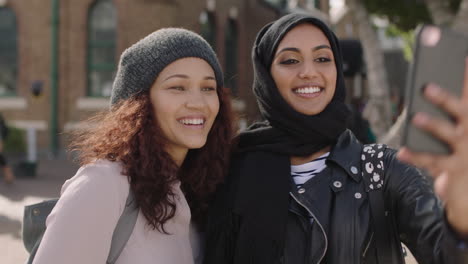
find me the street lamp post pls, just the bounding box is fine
[50,0,59,157]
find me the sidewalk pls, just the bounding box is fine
[0,157,78,264]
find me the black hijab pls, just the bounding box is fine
[238,13,350,156]
[204,15,353,263]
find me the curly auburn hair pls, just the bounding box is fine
[69,87,233,233]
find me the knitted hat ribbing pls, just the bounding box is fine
[110,28,223,105]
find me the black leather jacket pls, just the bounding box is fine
[204,131,468,264]
[282,130,468,264]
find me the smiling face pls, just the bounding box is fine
[150,57,219,165]
[270,23,337,116]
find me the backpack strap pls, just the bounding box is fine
[361,144,394,264]
[106,189,139,264]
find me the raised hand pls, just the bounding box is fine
[397,57,468,237]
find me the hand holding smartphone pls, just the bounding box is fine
[402,25,468,154]
[398,26,468,238]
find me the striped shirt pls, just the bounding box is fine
[291,152,329,189]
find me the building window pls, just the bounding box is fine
[87,0,117,97]
[302,0,320,9]
[0,7,17,96]
[314,0,320,9]
[199,10,216,49]
[224,19,238,96]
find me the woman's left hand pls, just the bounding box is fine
[397,57,468,238]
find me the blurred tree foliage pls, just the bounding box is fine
[4,126,26,153]
[362,0,462,61]
[363,0,462,31]
[386,25,415,61]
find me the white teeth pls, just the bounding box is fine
[180,118,204,125]
[295,87,321,94]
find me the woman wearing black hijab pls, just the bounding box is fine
[204,13,468,264]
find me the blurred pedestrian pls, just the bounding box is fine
[32,28,233,264]
[0,113,15,184]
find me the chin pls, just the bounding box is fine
[293,107,322,116]
[301,101,330,115]
[186,140,208,150]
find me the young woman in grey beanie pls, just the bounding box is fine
[32,28,233,264]
[204,13,468,264]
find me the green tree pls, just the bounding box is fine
[363,0,462,31]
[358,0,468,147]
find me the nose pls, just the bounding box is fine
[298,61,317,79]
[185,88,206,109]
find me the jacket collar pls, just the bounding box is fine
[327,129,363,182]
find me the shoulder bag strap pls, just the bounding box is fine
[362,144,394,264]
[106,188,139,264]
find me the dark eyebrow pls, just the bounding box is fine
[164,74,188,81]
[312,44,332,51]
[274,44,332,59]
[275,47,300,57]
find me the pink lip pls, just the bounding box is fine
[176,115,206,129]
[176,115,206,121]
[293,83,324,90]
[294,92,322,98]
[292,83,324,98]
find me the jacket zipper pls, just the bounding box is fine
[362,231,374,258]
[289,192,328,264]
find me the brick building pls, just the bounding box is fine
[0,0,328,155]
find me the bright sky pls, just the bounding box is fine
[330,0,345,8]
[329,0,346,21]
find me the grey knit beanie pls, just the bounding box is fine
[110,28,223,105]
